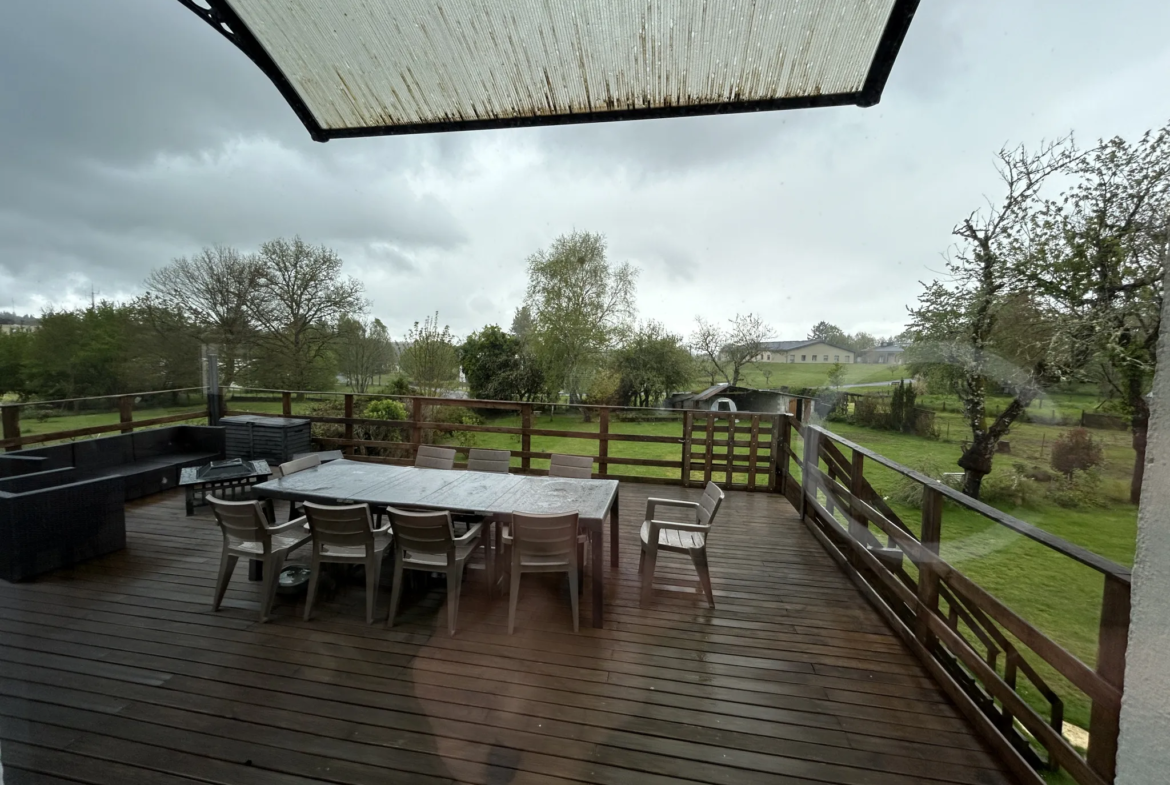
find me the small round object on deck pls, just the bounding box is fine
[277,564,311,595]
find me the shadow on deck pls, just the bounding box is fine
[0,484,1012,784]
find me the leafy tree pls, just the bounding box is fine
[0,330,32,398]
[1050,428,1104,478]
[909,140,1075,499]
[250,237,365,391]
[523,232,637,402]
[848,331,880,353]
[459,325,545,401]
[808,321,849,347]
[826,362,845,389]
[510,305,535,344]
[612,322,694,407]
[142,246,262,386]
[26,304,135,399]
[400,312,460,397]
[1025,124,1170,502]
[690,313,770,387]
[337,315,395,393]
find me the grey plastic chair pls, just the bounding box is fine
[385,507,486,635]
[466,448,511,473]
[302,501,393,624]
[208,496,311,622]
[275,453,321,520]
[507,511,580,634]
[639,481,725,608]
[548,453,593,479]
[415,445,456,470]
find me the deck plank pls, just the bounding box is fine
[0,484,1013,784]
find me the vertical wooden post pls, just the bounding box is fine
[800,425,815,520]
[1,405,20,452]
[775,415,789,493]
[343,394,355,456]
[725,413,736,486]
[1088,574,1131,782]
[849,450,868,545]
[597,407,609,477]
[916,487,944,647]
[118,395,134,434]
[217,387,226,419]
[411,397,423,458]
[520,403,533,473]
[747,415,760,490]
[703,413,715,485]
[281,391,292,417]
[681,411,694,487]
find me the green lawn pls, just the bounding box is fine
[696,361,909,391]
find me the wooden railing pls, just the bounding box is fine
[787,421,1130,785]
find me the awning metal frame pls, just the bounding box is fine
[178,0,920,143]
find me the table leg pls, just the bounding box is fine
[185,488,195,517]
[592,520,604,628]
[610,491,620,568]
[249,559,263,581]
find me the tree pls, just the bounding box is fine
[510,306,535,344]
[808,321,849,347]
[250,237,365,391]
[848,331,880,353]
[908,140,1076,499]
[400,313,460,397]
[459,325,545,401]
[612,322,694,407]
[0,329,33,398]
[690,313,770,387]
[337,316,395,393]
[826,362,845,389]
[143,246,262,386]
[1025,124,1170,503]
[523,232,637,401]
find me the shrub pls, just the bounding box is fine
[366,398,408,422]
[886,458,948,509]
[979,465,1045,509]
[430,405,484,446]
[1050,428,1103,477]
[1047,469,1106,509]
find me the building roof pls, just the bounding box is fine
[178,0,920,141]
[760,339,855,353]
[870,344,905,353]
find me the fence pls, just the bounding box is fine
[1,386,1131,783]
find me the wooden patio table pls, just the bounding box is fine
[252,459,620,627]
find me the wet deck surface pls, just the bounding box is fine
[0,484,1011,784]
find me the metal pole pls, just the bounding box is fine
[206,346,221,427]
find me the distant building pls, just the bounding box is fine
[0,323,37,335]
[666,383,810,414]
[859,344,905,364]
[752,340,854,364]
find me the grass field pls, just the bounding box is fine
[701,361,909,390]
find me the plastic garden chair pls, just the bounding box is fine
[415,445,456,470]
[507,511,581,634]
[466,448,511,473]
[302,501,392,624]
[639,481,725,608]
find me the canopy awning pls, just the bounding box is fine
[179,0,919,141]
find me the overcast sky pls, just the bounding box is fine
[2,1,1169,342]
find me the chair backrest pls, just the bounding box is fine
[279,453,321,477]
[208,496,270,546]
[511,511,579,564]
[386,507,454,555]
[466,448,510,473]
[548,453,593,479]
[698,481,725,526]
[415,445,456,470]
[303,501,375,549]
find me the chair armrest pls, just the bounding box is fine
[454,521,484,544]
[371,524,392,535]
[268,515,308,534]
[648,518,710,534]
[645,497,700,520]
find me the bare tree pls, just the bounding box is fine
[690,313,770,387]
[399,312,460,397]
[251,237,366,391]
[142,246,262,385]
[337,315,396,393]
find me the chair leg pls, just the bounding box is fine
[568,566,579,633]
[640,546,658,608]
[446,564,463,636]
[691,548,715,608]
[386,553,405,629]
[212,551,238,611]
[507,564,522,635]
[638,548,645,574]
[482,535,494,598]
[259,552,284,622]
[303,552,321,621]
[577,539,585,587]
[365,554,383,625]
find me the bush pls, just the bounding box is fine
[429,405,483,446]
[886,458,948,509]
[366,398,408,422]
[1050,428,1103,477]
[1046,469,1107,509]
[979,465,1045,509]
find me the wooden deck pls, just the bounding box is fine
[0,484,1013,785]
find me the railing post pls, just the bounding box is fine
[1,404,20,452]
[1088,574,1131,782]
[703,413,715,484]
[597,407,609,477]
[520,403,532,473]
[343,394,355,456]
[916,487,944,647]
[726,412,736,486]
[769,414,782,492]
[848,450,867,560]
[681,411,693,487]
[281,391,292,417]
[119,395,134,434]
[777,415,790,493]
[800,426,815,520]
[411,397,423,456]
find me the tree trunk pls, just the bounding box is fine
[958,437,996,499]
[1130,393,1150,505]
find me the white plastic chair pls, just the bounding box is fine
[548,453,593,479]
[639,481,725,608]
[466,448,511,473]
[415,445,456,470]
[275,453,321,520]
[302,501,393,624]
[385,507,486,635]
[507,511,580,634]
[208,496,310,622]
